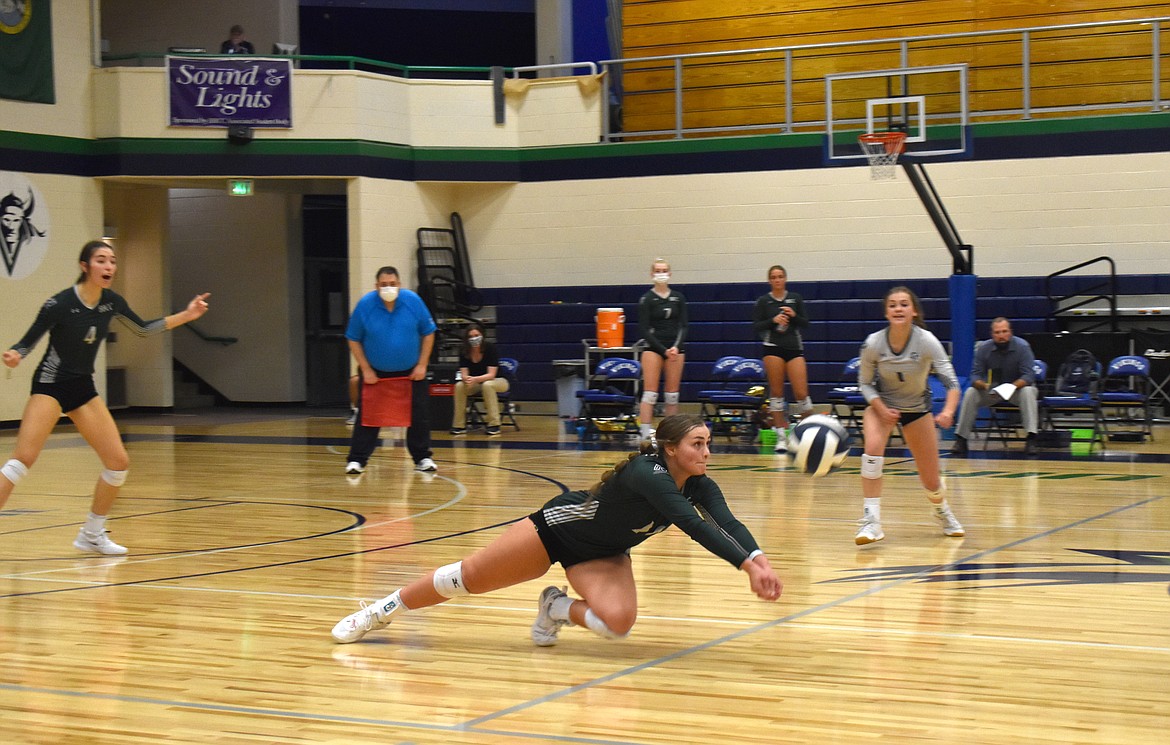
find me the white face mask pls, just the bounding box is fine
[652,273,670,284]
[468,336,483,347]
[378,286,399,303]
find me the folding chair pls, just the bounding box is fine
[697,355,744,422]
[982,359,1047,450]
[705,358,766,441]
[1041,352,1105,452]
[826,357,866,435]
[1098,355,1154,441]
[466,357,520,432]
[576,358,642,439]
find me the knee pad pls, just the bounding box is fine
[1,459,29,486]
[432,561,470,598]
[584,608,631,640]
[640,390,659,406]
[769,397,787,414]
[860,455,884,480]
[100,468,128,487]
[663,391,680,405]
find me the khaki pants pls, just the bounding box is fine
[453,378,510,428]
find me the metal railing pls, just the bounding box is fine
[600,16,1168,141]
[1046,257,1119,333]
[101,52,503,80]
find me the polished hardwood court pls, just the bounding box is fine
[1,408,1168,744]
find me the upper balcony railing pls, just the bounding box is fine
[599,16,1169,142]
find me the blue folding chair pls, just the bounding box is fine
[1098,355,1154,441]
[576,358,642,439]
[705,358,766,441]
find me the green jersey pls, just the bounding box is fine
[11,286,166,384]
[537,453,760,567]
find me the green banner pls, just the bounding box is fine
[0,0,55,104]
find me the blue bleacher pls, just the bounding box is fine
[481,274,1163,405]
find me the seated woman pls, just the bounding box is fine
[450,323,509,436]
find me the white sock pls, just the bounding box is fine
[863,498,881,522]
[930,497,950,513]
[83,512,107,535]
[550,594,574,622]
[640,423,653,438]
[375,589,409,621]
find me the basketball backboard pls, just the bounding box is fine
[824,64,971,163]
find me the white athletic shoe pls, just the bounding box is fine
[345,461,364,475]
[415,458,438,473]
[933,504,965,537]
[332,601,390,644]
[773,428,789,454]
[73,529,128,556]
[345,408,357,426]
[854,518,885,546]
[531,585,569,647]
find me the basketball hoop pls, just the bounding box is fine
[858,131,907,180]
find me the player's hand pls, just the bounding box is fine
[743,556,783,601]
[935,410,955,429]
[410,363,427,381]
[186,292,211,319]
[2,349,21,369]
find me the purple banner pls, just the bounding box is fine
[168,56,292,128]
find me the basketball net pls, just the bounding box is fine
[858,131,907,181]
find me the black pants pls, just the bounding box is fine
[346,371,433,466]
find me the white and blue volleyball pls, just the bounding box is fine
[787,415,852,477]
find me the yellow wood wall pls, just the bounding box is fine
[618,1,1170,135]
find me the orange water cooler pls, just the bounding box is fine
[596,308,625,348]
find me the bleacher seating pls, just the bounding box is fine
[479,274,1163,408]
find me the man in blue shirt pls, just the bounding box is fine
[345,266,438,474]
[951,317,1040,456]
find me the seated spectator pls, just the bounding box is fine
[450,324,509,437]
[951,317,1040,456]
[220,25,254,54]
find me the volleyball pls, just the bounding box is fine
[787,415,852,477]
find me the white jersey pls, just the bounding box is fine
[858,326,959,413]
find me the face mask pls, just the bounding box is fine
[652,273,670,284]
[468,336,483,347]
[378,286,399,303]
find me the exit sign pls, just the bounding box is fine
[228,179,254,197]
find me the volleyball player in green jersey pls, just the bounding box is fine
[332,414,783,646]
[752,265,814,452]
[1,240,211,555]
[637,258,689,439]
[854,286,963,546]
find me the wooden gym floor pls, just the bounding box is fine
[1,407,1168,744]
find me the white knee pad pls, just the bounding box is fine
[432,561,470,598]
[640,390,659,406]
[860,455,884,480]
[101,468,128,487]
[2,459,29,486]
[663,391,680,405]
[769,397,787,414]
[584,608,630,640]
